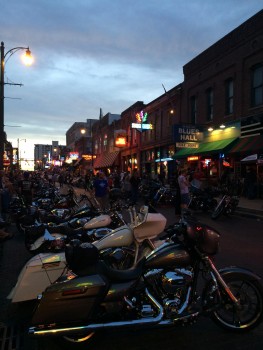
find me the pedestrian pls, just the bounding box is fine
[130,169,140,205]
[18,171,34,206]
[191,167,204,189]
[122,171,131,197]
[93,172,109,210]
[178,169,190,209]
[58,173,64,188]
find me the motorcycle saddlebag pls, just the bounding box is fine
[31,273,109,326]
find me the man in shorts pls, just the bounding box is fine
[178,169,190,209]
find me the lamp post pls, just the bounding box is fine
[0,41,33,170]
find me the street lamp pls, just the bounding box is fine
[0,41,33,170]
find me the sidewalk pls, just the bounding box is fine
[235,196,263,219]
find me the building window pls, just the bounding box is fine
[251,64,263,107]
[206,88,214,121]
[225,78,234,115]
[190,96,197,124]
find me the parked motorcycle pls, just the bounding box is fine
[147,185,177,207]
[188,185,219,212]
[211,187,239,220]
[24,205,125,254]
[27,210,263,346]
[8,205,167,303]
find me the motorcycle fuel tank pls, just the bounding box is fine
[145,242,191,269]
[83,214,112,229]
[94,226,133,250]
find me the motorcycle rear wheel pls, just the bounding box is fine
[55,331,95,349]
[205,272,263,332]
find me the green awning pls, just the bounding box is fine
[173,137,238,159]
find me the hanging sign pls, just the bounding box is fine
[114,130,127,147]
[131,110,153,131]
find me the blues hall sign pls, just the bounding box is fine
[173,124,203,143]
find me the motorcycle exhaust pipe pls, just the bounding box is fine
[28,289,164,337]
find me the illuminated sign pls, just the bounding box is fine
[136,110,148,123]
[132,110,153,132]
[82,154,96,160]
[131,123,153,130]
[114,130,127,147]
[187,156,199,161]
[173,124,203,143]
[69,152,79,159]
[176,142,199,148]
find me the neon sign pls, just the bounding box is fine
[132,110,153,131]
[135,110,148,123]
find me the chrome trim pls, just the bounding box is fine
[28,288,164,336]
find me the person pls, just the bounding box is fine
[178,169,190,209]
[58,173,64,188]
[191,167,204,189]
[18,171,34,206]
[122,171,131,197]
[171,170,181,215]
[129,169,140,205]
[93,172,109,210]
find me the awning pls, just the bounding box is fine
[173,137,238,159]
[93,151,119,169]
[228,135,263,154]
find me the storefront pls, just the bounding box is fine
[174,137,239,186]
[141,145,175,180]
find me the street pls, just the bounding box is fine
[0,206,263,350]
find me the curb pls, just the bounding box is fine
[235,208,263,220]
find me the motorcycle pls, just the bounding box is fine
[22,190,128,254]
[151,185,177,206]
[9,186,90,232]
[27,210,263,346]
[8,205,167,303]
[24,204,125,254]
[188,185,219,212]
[211,189,239,220]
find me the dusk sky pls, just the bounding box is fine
[1,0,263,160]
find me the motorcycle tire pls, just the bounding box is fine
[55,331,95,349]
[211,201,225,220]
[203,271,263,332]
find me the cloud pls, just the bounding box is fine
[1,0,262,152]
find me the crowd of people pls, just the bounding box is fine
[0,163,261,241]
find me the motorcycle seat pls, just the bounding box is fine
[96,257,146,282]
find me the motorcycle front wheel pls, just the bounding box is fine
[211,200,225,220]
[204,272,263,332]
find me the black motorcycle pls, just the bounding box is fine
[188,185,219,212]
[211,188,239,220]
[28,211,263,347]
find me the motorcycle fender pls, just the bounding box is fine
[8,252,67,303]
[218,266,262,282]
[31,274,109,326]
[83,215,112,229]
[94,226,133,250]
